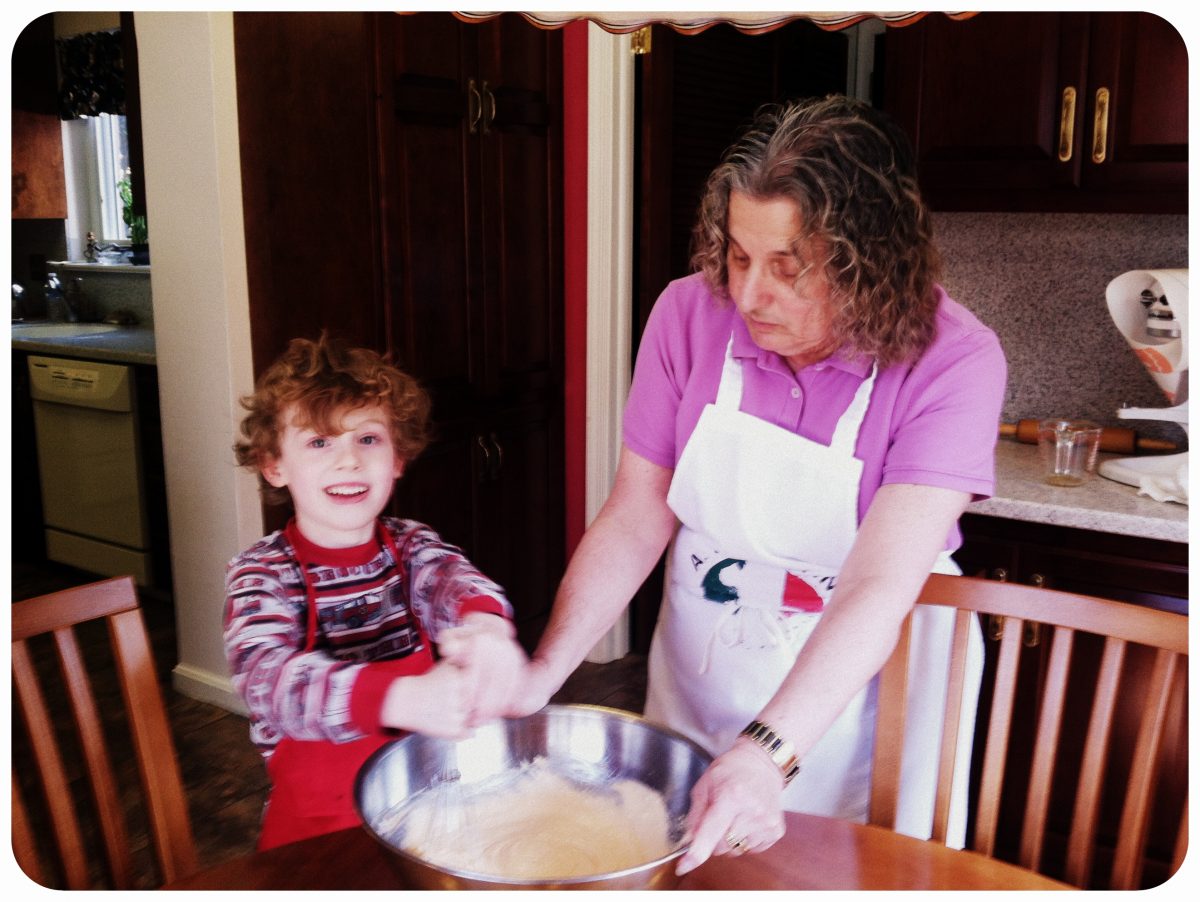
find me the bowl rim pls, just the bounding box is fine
[353,703,713,887]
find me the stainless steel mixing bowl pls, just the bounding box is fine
[354,704,713,890]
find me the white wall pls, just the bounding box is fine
[135,11,261,712]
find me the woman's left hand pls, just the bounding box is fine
[675,740,787,875]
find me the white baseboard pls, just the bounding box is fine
[171,661,248,716]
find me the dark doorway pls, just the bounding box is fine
[629,20,864,652]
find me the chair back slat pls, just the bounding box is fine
[930,608,974,843]
[12,638,90,888]
[109,608,199,883]
[10,577,198,889]
[53,627,135,888]
[868,614,911,830]
[1063,635,1125,886]
[1172,798,1188,878]
[1109,648,1179,890]
[12,771,47,886]
[1018,624,1074,872]
[873,574,1188,890]
[971,613,1023,857]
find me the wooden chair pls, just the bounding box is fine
[11,576,198,889]
[870,573,1187,890]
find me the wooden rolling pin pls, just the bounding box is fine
[999,419,1177,454]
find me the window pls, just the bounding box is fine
[61,112,131,256]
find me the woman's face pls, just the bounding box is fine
[725,191,837,371]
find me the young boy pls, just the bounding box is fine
[224,335,525,850]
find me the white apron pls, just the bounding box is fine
[644,337,982,846]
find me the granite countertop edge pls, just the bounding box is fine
[970,439,1188,544]
[11,328,157,366]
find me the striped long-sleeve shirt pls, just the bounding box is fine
[223,517,510,758]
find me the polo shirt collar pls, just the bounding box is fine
[729,315,874,378]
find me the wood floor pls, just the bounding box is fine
[10,560,648,888]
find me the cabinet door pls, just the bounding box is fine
[12,15,67,220]
[471,412,564,651]
[233,12,386,368]
[883,11,1088,210]
[388,12,482,413]
[475,17,563,404]
[882,11,1186,213]
[1079,12,1187,203]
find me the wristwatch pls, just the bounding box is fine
[739,720,802,785]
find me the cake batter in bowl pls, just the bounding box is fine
[354,704,712,890]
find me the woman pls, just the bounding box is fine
[510,96,1005,874]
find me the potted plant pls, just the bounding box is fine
[118,177,150,265]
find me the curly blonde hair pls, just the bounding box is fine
[234,334,430,505]
[691,95,942,367]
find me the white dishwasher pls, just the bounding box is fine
[27,355,153,585]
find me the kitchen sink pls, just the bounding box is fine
[12,323,121,339]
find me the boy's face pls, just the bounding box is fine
[262,403,403,548]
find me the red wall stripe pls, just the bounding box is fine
[562,20,588,558]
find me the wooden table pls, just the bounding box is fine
[164,812,1074,890]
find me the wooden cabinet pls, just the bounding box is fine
[382,12,564,649]
[882,11,1187,213]
[12,14,67,220]
[953,514,1187,888]
[233,12,564,648]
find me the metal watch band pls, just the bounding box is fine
[739,720,802,785]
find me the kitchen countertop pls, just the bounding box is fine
[970,438,1187,544]
[10,323,157,366]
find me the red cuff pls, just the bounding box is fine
[349,650,433,733]
[459,594,510,619]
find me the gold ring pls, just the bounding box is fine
[725,832,746,851]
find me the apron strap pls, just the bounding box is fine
[714,335,743,410]
[829,362,878,454]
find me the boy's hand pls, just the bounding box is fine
[379,660,473,739]
[437,612,527,726]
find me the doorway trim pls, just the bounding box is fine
[584,25,635,662]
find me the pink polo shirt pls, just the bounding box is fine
[623,273,1007,552]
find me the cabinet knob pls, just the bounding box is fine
[991,567,1009,582]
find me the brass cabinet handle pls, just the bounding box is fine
[1092,87,1110,164]
[1022,620,1042,648]
[1057,86,1077,162]
[476,433,503,481]
[481,80,495,135]
[475,434,491,481]
[488,431,503,480]
[467,78,482,133]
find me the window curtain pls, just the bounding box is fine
[450,10,975,34]
[57,29,125,119]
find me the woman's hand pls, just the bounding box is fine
[501,656,561,718]
[675,740,788,876]
[436,612,527,726]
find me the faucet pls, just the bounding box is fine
[45,273,79,323]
